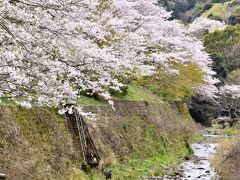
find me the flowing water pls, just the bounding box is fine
[181,142,218,179]
[179,132,226,180]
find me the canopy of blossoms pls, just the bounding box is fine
[0,0,218,108]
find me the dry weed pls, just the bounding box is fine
[212,137,240,180]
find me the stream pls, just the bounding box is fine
[177,132,228,180]
[148,131,228,180]
[180,133,231,180]
[180,141,218,179]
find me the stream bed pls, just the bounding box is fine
[177,132,226,180]
[180,142,218,179]
[179,132,226,180]
[148,132,226,180]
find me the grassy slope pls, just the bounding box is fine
[78,96,106,106]
[0,85,197,179]
[78,84,163,106]
[110,116,193,179]
[0,105,86,179]
[112,84,163,103]
[79,86,197,179]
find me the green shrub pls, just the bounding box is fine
[138,63,204,100]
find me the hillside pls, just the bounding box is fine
[0,95,198,179]
[0,106,79,179]
[159,0,240,24]
[203,0,240,24]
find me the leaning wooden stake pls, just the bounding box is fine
[0,173,6,179]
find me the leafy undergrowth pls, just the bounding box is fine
[137,63,204,100]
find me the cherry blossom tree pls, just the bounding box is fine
[0,0,130,108]
[99,0,218,98]
[0,0,217,110]
[188,17,225,39]
[216,85,240,124]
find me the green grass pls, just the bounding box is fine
[112,157,176,179]
[106,115,193,180]
[191,133,204,143]
[77,96,106,106]
[73,141,191,180]
[67,138,192,180]
[69,169,105,180]
[79,84,163,104]
[0,97,15,105]
[113,84,162,103]
[111,142,191,180]
[223,127,240,135]
[0,84,162,107]
[0,96,105,107]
